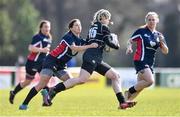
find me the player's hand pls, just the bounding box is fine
[126,47,133,55]
[90,43,98,48]
[158,33,165,42]
[42,47,50,53]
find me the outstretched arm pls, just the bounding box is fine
[70,43,98,52]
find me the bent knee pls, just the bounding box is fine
[106,69,120,80]
[146,80,154,87]
[108,71,120,80]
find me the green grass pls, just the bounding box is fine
[0,86,180,116]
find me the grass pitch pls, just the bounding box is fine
[0,86,180,116]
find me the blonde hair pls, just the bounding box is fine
[92,9,111,24]
[145,12,159,23]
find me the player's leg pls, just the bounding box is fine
[47,59,95,95]
[41,70,72,106]
[95,62,136,109]
[124,76,143,101]
[19,69,53,110]
[126,68,154,101]
[9,66,35,104]
[50,68,91,94]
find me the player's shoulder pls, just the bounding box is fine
[101,24,110,33]
[136,27,146,32]
[154,30,162,35]
[32,33,40,38]
[32,33,43,41]
[133,26,147,35]
[63,31,73,40]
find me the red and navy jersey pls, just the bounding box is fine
[50,31,86,64]
[27,33,52,62]
[130,26,163,64]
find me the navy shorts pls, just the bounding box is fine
[40,55,67,78]
[134,61,153,74]
[42,55,66,71]
[25,60,42,78]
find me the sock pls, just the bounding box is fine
[54,83,66,93]
[129,86,137,94]
[22,87,38,105]
[13,83,23,95]
[116,92,125,104]
[43,86,49,92]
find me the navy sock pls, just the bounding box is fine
[13,83,23,95]
[116,92,125,104]
[129,86,137,94]
[54,83,66,93]
[22,87,38,105]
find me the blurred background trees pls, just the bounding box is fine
[0,0,39,65]
[0,0,179,67]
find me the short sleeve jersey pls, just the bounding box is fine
[130,26,164,64]
[27,33,52,62]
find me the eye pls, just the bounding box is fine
[148,19,155,21]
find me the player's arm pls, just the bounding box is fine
[103,26,120,49]
[159,34,169,54]
[28,36,50,53]
[126,29,142,55]
[28,45,50,53]
[69,42,98,52]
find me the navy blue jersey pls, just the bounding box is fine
[50,31,86,64]
[130,26,164,65]
[27,33,52,62]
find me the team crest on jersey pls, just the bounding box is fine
[43,38,51,42]
[92,60,96,64]
[156,37,160,42]
[144,34,150,38]
[150,41,156,47]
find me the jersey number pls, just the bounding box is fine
[89,27,97,38]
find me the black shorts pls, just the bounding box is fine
[25,60,42,77]
[134,61,153,74]
[81,54,111,75]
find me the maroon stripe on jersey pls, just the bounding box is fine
[27,43,41,61]
[133,37,143,61]
[27,53,38,61]
[50,41,68,57]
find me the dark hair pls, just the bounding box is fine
[38,20,52,39]
[68,19,80,29]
